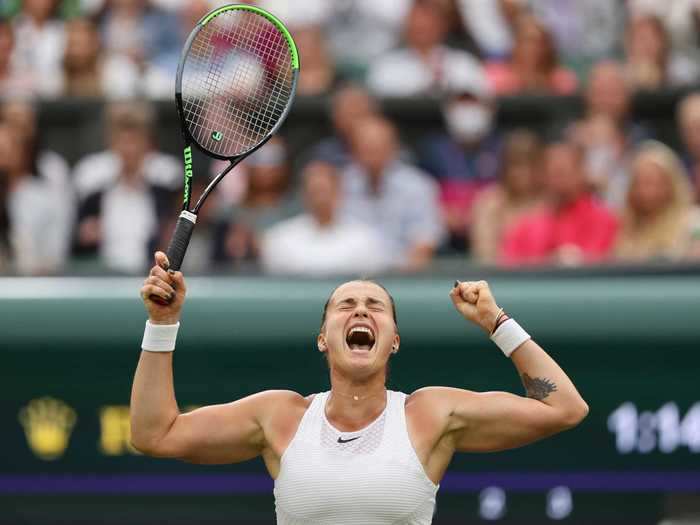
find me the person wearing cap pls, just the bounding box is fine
[417,61,501,252]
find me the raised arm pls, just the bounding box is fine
[431,281,589,453]
[130,252,289,464]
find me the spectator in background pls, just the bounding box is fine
[261,161,389,276]
[456,0,517,60]
[0,123,71,274]
[293,26,336,97]
[312,84,380,169]
[570,61,652,209]
[623,13,700,91]
[616,141,700,262]
[326,0,412,77]
[217,137,300,264]
[500,139,618,267]
[418,63,499,251]
[257,0,332,31]
[0,21,35,96]
[678,92,700,204]
[11,0,65,97]
[581,61,648,143]
[527,0,624,76]
[628,0,700,68]
[99,0,179,97]
[73,101,180,273]
[366,0,483,98]
[1,98,71,191]
[485,14,578,96]
[341,116,444,271]
[471,130,543,264]
[59,18,140,99]
[575,115,631,209]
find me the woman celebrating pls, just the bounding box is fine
[132,252,588,524]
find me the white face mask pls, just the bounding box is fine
[444,103,493,143]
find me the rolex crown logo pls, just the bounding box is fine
[18,397,77,461]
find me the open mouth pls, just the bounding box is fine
[345,326,376,352]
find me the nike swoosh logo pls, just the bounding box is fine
[337,436,361,444]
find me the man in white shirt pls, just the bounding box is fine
[261,161,389,276]
[367,0,483,97]
[74,102,180,274]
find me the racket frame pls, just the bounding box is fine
[163,3,299,272]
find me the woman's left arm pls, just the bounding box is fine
[432,281,589,452]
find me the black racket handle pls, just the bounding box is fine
[166,211,197,272]
[149,212,197,305]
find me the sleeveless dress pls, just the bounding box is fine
[274,390,439,524]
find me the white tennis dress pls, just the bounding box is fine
[274,390,439,524]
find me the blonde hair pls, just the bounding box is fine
[617,141,693,260]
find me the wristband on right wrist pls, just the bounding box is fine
[142,320,180,352]
[490,318,530,358]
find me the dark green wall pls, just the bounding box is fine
[2,274,699,474]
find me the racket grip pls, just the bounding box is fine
[165,211,197,272]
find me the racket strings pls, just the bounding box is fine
[181,9,294,157]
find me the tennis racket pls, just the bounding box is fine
[163,4,299,274]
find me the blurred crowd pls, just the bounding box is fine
[1,0,700,275]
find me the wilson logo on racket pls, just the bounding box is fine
[211,131,223,142]
[183,146,193,204]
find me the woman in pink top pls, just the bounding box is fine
[485,14,578,96]
[499,140,618,267]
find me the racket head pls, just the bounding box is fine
[175,4,300,162]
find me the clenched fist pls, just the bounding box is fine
[449,280,501,334]
[141,251,187,325]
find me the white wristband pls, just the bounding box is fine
[141,320,180,352]
[490,319,530,358]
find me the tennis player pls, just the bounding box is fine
[132,251,588,524]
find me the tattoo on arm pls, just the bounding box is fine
[521,373,557,401]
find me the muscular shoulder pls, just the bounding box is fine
[255,390,311,430]
[408,386,478,411]
[408,387,494,445]
[255,390,310,416]
[407,387,476,432]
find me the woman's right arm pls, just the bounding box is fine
[130,252,290,464]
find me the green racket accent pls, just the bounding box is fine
[198,4,299,70]
[183,146,193,204]
[211,131,223,142]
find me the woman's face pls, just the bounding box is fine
[319,282,399,381]
[504,160,536,197]
[630,158,672,216]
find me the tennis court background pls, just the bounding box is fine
[2,270,699,524]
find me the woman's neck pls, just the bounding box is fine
[326,370,387,432]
